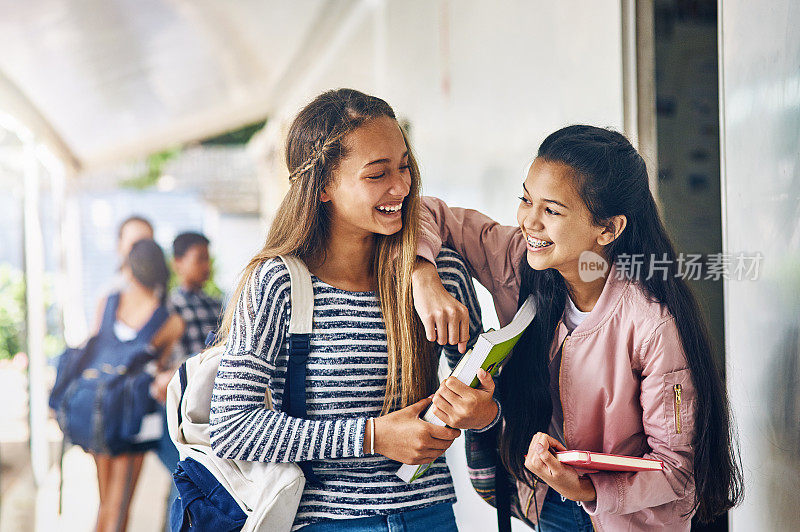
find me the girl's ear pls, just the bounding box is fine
[320,174,338,203]
[597,215,627,245]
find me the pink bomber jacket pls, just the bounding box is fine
[419,196,697,531]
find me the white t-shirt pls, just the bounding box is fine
[113,320,137,342]
[563,295,591,332]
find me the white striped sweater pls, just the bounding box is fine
[209,248,482,530]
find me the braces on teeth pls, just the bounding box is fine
[527,236,552,248]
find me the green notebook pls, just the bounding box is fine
[396,295,537,482]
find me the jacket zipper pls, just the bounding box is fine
[524,479,536,518]
[558,335,568,450]
[560,333,598,532]
[673,384,682,434]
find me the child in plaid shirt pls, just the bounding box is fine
[166,232,223,360]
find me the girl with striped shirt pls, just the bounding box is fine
[208,89,498,531]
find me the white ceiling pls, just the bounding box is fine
[0,0,363,173]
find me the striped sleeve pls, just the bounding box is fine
[436,247,483,371]
[209,258,367,462]
[436,248,502,432]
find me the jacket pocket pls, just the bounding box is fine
[663,368,694,447]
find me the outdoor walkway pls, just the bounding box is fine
[0,365,172,532]
[1,443,171,532]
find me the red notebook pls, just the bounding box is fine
[557,451,663,472]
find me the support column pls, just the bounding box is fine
[22,135,49,487]
[621,0,658,196]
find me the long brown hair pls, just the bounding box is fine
[216,88,436,414]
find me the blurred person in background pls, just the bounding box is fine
[167,231,223,359]
[98,215,155,297]
[118,216,154,263]
[91,239,184,532]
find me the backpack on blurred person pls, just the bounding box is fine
[49,293,168,454]
[166,255,314,532]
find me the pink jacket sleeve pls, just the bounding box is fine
[419,196,526,326]
[582,318,696,517]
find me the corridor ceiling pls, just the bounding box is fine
[0,0,362,173]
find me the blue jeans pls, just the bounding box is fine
[155,408,179,472]
[536,488,593,532]
[297,503,458,532]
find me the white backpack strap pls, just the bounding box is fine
[279,255,314,335]
[277,255,318,484]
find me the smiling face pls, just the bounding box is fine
[517,158,616,279]
[321,115,412,239]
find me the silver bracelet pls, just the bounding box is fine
[370,417,375,455]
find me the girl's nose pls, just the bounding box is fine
[522,209,545,231]
[389,169,411,196]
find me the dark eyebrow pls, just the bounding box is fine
[522,183,570,210]
[544,198,570,210]
[363,151,408,168]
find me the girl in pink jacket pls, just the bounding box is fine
[412,125,742,530]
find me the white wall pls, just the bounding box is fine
[203,209,266,302]
[720,1,800,530]
[383,1,624,223]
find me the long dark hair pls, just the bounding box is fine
[128,239,170,304]
[497,125,743,522]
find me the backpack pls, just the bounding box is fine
[166,255,314,532]
[465,412,541,531]
[49,293,168,455]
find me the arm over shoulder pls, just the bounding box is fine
[419,196,526,325]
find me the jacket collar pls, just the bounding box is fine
[554,264,632,345]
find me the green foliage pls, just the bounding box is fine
[203,260,224,300]
[0,263,64,360]
[121,147,182,189]
[201,120,267,146]
[0,264,25,359]
[119,119,267,190]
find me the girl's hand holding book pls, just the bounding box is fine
[524,432,597,503]
[430,369,498,430]
[367,396,461,465]
[411,259,470,353]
